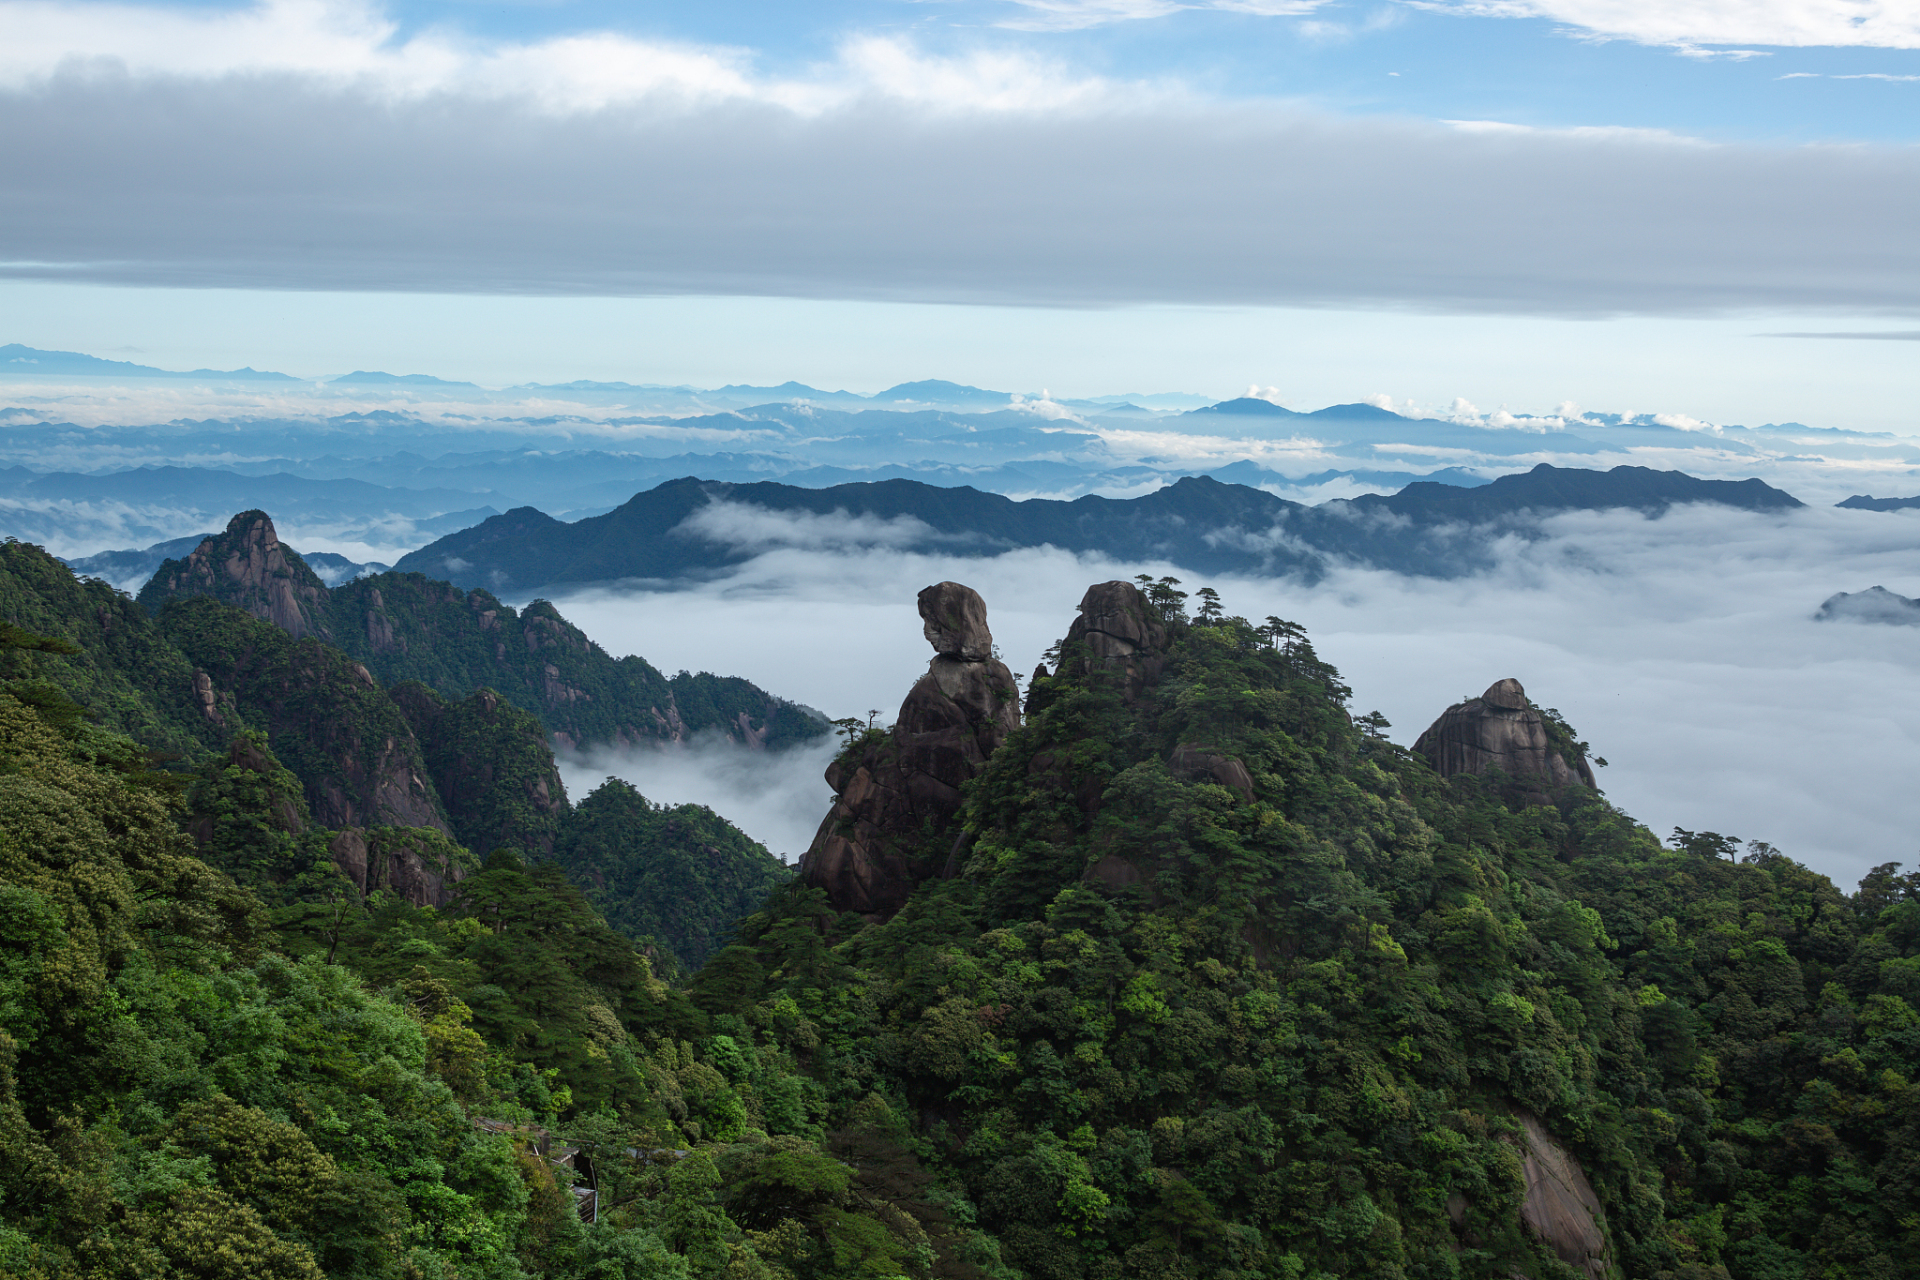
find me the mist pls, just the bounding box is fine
[542,503,1920,892]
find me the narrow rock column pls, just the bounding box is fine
[798,582,1020,918]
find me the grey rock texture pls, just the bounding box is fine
[1168,743,1256,804]
[1412,678,1595,802]
[1063,580,1169,702]
[801,582,1019,918]
[920,580,994,660]
[139,509,332,640]
[328,827,467,908]
[1515,1111,1610,1280]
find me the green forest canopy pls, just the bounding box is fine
[3,556,1919,1280]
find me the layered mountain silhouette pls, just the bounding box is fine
[397,464,1803,592]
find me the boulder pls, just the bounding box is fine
[1064,581,1170,702]
[919,581,994,661]
[800,582,1019,918]
[1411,678,1595,803]
[1168,743,1256,804]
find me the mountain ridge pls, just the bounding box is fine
[397,464,1806,592]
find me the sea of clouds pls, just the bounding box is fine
[539,502,1920,891]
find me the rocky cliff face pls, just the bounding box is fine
[156,596,453,838]
[799,581,1020,918]
[327,827,469,908]
[138,510,332,641]
[1412,677,1596,804]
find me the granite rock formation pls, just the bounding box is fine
[138,509,332,641]
[1515,1111,1611,1280]
[1167,742,1256,805]
[327,827,468,908]
[1412,678,1595,803]
[1064,580,1169,702]
[800,582,1020,918]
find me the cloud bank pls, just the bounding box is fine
[2,1,1918,314]
[1416,0,1920,53]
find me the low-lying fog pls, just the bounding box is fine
[540,503,1919,890]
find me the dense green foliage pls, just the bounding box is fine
[393,682,571,859]
[11,535,1920,1280]
[554,779,793,972]
[0,662,977,1280]
[689,606,1920,1280]
[1,539,216,755]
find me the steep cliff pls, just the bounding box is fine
[138,509,332,641]
[1412,677,1597,804]
[799,581,1020,917]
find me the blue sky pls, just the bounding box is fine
[1,0,1917,424]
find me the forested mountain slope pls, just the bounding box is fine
[137,510,828,751]
[5,554,1919,1280]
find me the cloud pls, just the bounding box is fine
[0,0,1131,114]
[1412,0,1920,52]
[674,500,963,554]
[541,503,1920,893]
[2,4,1919,314]
[994,0,1330,32]
[1763,329,1920,338]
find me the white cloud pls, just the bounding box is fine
[674,499,960,554]
[0,0,1131,115]
[994,0,1330,33]
[557,734,840,863]
[1415,0,1920,52]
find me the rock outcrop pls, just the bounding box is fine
[1063,580,1169,702]
[1514,1111,1610,1280]
[327,827,468,908]
[799,582,1020,918]
[1412,678,1595,804]
[138,510,332,641]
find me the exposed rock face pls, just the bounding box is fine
[327,827,466,908]
[138,510,332,640]
[1063,581,1169,702]
[1412,678,1595,803]
[1514,1111,1610,1280]
[1168,743,1256,804]
[920,581,994,661]
[800,582,1020,918]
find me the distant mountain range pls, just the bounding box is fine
[1,342,299,381]
[395,464,1804,591]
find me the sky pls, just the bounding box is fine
[3,0,1920,424]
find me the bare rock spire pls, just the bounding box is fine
[799,582,1020,918]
